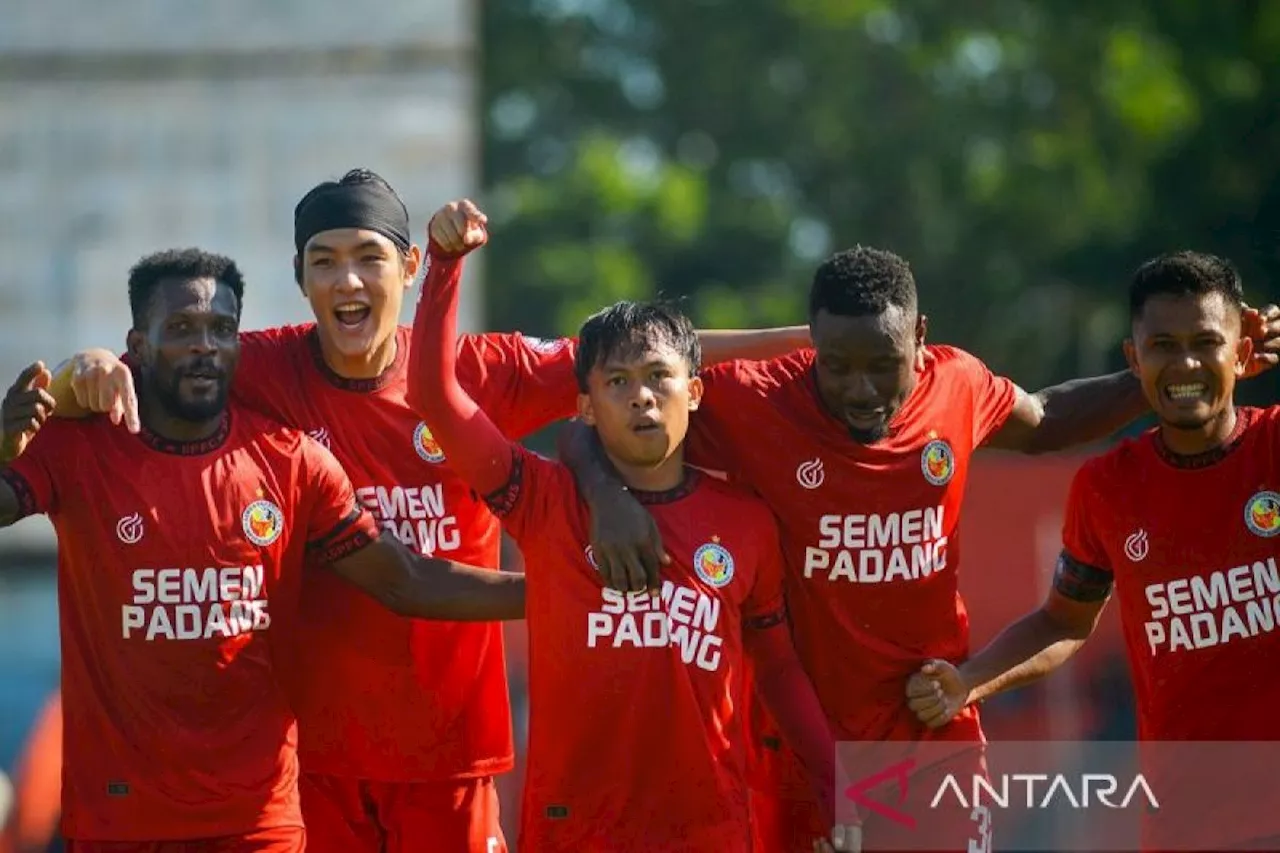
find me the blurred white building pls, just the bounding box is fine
[0,0,479,550]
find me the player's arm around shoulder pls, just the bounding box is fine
[292,429,526,621]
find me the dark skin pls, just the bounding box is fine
[0,277,524,620]
[906,290,1256,726]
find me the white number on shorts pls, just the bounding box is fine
[967,805,992,853]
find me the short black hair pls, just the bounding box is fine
[575,300,701,392]
[808,246,918,319]
[128,248,245,329]
[1129,251,1244,323]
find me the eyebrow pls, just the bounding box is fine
[306,239,388,255]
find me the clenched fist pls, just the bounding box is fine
[428,199,488,259]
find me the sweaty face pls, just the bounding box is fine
[579,343,702,469]
[130,277,240,423]
[299,228,419,362]
[1125,292,1250,431]
[811,306,924,443]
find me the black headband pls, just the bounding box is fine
[293,181,411,257]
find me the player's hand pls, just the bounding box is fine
[1242,303,1280,378]
[69,348,140,432]
[588,487,671,596]
[815,824,862,852]
[905,659,969,729]
[0,362,56,464]
[428,199,488,258]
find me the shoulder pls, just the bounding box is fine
[922,344,990,379]
[230,405,311,455]
[1070,434,1152,500]
[692,473,776,527]
[703,350,814,395]
[240,323,316,354]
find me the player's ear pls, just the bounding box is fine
[402,244,422,287]
[1122,338,1138,375]
[293,255,305,293]
[686,374,704,412]
[577,392,597,426]
[1234,332,1254,377]
[125,328,146,364]
[914,313,928,370]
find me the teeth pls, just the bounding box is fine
[335,305,367,314]
[1167,383,1206,400]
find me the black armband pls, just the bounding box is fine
[1053,551,1113,602]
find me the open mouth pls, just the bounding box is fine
[844,408,886,427]
[334,303,372,328]
[632,419,661,434]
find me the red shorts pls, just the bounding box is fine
[66,827,304,853]
[300,773,505,853]
[750,749,993,853]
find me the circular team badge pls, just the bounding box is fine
[1244,490,1280,538]
[693,542,735,588]
[920,439,955,486]
[413,422,447,464]
[243,500,284,547]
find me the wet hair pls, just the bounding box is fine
[809,246,918,318]
[575,300,701,392]
[128,248,244,329]
[1129,251,1245,324]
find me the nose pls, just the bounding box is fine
[190,326,217,355]
[842,373,879,405]
[336,264,365,294]
[629,383,657,409]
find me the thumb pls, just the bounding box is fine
[921,660,941,677]
[29,363,52,391]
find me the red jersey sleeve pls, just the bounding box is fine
[1060,460,1112,573]
[405,251,518,497]
[0,418,82,519]
[742,508,787,628]
[686,362,749,476]
[1055,460,1115,602]
[298,435,381,565]
[456,333,579,439]
[941,346,1018,447]
[481,445,574,547]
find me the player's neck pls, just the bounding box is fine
[317,333,399,380]
[1158,404,1238,457]
[607,448,687,493]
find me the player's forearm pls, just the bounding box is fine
[405,249,514,495]
[696,326,810,364]
[1021,370,1147,454]
[959,609,1087,705]
[385,554,526,621]
[557,420,630,507]
[746,626,840,825]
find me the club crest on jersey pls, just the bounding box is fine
[413,422,447,463]
[1244,490,1280,538]
[242,500,284,547]
[693,540,735,588]
[920,439,955,486]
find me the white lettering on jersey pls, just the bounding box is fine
[803,507,948,583]
[122,565,270,642]
[585,581,725,672]
[355,483,461,555]
[1142,558,1280,654]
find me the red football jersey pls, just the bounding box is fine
[490,448,786,852]
[0,406,379,841]
[688,346,1017,750]
[231,324,578,780]
[1061,406,1280,848]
